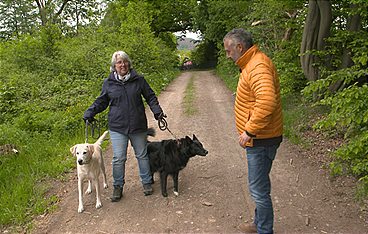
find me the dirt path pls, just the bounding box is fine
[33,71,367,233]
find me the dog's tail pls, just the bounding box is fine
[147,127,156,137]
[95,131,109,146]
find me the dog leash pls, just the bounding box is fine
[85,120,101,143]
[158,117,177,140]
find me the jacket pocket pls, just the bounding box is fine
[244,110,252,123]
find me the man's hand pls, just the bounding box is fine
[239,131,251,148]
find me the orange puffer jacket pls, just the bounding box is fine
[235,45,283,147]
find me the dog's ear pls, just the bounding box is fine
[193,134,198,141]
[185,136,192,143]
[88,145,94,154]
[70,145,77,156]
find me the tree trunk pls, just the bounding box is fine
[300,0,332,82]
[54,0,71,21]
[329,4,361,92]
[35,0,47,26]
[35,0,71,26]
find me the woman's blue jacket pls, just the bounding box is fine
[83,69,162,135]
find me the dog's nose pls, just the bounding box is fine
[204,150,208,155]
[78,159,83,165]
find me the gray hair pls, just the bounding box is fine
[223,28,253,50]
[110,51,132,72]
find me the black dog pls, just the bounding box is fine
[147,130,208,197]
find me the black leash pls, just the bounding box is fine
[158,117,177,139]
[85,120,101,143]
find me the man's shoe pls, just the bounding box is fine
[238,223,257,233]
[143,184,153,196]
[111,185,123,202]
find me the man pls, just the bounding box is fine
[223,28,283,234]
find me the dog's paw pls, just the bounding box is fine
[173,191,179,196]
[85,188,92,194]
[78,205,84,213]
[96,202,102,209]
[162,192,168,197]
[103,183,108,189]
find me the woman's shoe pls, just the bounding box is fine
[111,185,123,202]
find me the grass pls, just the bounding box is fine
[281,93,309,146]
[0,124,85,231]
[182,74,198,115]
[281,93,333,148]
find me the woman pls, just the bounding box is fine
[83,51,165,202]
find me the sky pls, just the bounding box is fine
[174,30,202,40]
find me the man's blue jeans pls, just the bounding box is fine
[109,130,152,187]
[246,144,279,234]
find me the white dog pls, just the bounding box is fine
[70,131,109,213]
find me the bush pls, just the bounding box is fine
[301,28,368,197]
[215,47,239,92]
[273,40,306,95]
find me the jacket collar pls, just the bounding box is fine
[110,69,138,83]
[236,45,259,70]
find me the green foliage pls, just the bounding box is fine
[313,85,368,132]
[301,1,368,196]
[177,50,192,64]
[39,24,62,58]
[0,0,38,39]
[102,1,178,74]
[193,0,249,43]
[157,32,177,50]
[191,39,218,69]
[191,0,250,69]
[202,0,307,94]
[273,30,306,95]
[312,85,368,193]
[59,1,104,34]
[281,94,308,146]
[0,124,76,226]
[215,50,238,92]
[331,131,368,198]
[118,1,178,73]
[147,0,195,34]
[0,0,105,39]
[0,83,17,123]
[302,29,368,98]
[242,0,287,54]
[2,35,45,72]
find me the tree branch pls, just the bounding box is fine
[55,0,71,19]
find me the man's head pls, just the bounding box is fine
[223,28,253,62]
